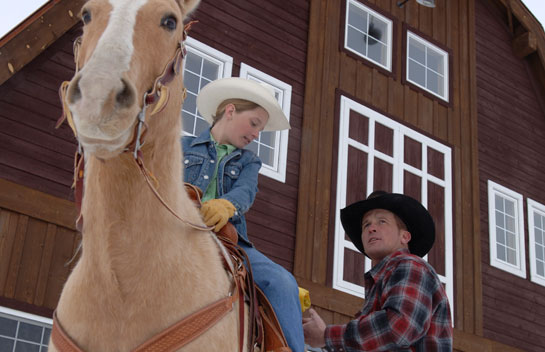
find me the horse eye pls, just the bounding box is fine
[81,9,91,25]
[160,15,177,31]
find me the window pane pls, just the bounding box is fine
[0,337,14,351]
[195,117,209,136]
[506,215,515,233]
[246,141,258,154]
[536,228,544,245]
[409,38,426,65]
[184,51,202,74]
[15,341,40,352]
[202,60,219,81]
[259,131,275,147]
[408,59,426,87]
[348,4,368,32]
[535,213,544,229]
[536,242,544,261]
[426,69,444,96]
[183,92,197,116]
[505,199,515,215]
[369,17,388,44]
[259,145,274,166]
[347,27,367,56]
[0,316,17,336]
[17,323,42,343]
[506,232,516,249]
[496,227,506,245]
[495,210,504,228]
[42,328,50,345]
[427,49,444,74]
[506,248,517,265]
[495,195,504,212]
[537,260,545,276]
[497,243,506,261]
[368,41,387,67]
[183,71,200,93]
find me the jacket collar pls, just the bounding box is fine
[190,127,214,147]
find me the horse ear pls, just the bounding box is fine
[178,0,200,18]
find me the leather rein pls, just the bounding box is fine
[53,22,249,352]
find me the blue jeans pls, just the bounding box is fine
[239,242,305,352]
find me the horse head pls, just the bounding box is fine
[64,0,199,159]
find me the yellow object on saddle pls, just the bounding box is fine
[298,287,311,313]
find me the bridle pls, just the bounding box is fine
[52,21,251,352]
[56,21,212,233]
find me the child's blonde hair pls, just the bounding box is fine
[212,99,261,125]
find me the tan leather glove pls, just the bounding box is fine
[200,198,236,232]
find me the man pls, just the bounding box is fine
[303,191,452,351]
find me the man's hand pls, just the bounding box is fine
[302,308,327,348]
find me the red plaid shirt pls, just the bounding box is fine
[324,249,452,351]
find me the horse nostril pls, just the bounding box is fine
[67,76,82,104]
[116,78,135,108]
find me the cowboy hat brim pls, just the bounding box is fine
[340,193,435,258]
[196,77,290,132]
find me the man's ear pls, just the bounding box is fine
[400,230,411,245]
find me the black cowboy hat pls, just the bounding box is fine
[340,191,435,258]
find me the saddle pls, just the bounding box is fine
[185,183,291,352]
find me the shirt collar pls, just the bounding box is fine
[365,248,411,282]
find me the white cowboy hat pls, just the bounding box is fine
[196,77,290,131]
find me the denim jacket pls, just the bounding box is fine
[181,128,261,244]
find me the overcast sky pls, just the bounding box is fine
[0,1,544,41]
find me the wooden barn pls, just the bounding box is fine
[0,0,544,350]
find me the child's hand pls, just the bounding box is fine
[200,198,236,232]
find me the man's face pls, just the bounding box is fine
[361,209,411,263]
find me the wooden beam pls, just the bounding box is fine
[295,276,363,317]
[0,0,84,86]
[0,178,77,230]
[512,31,537,58]
[453,328,526,352]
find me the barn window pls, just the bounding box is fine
[487,181,526,278]
[332,95,454,317]
[0,308,52,351]
[343,0,393,71]
[528,198,545,286]
[405,31,449,102]
[239,63,292,183]
[181,37,233,136]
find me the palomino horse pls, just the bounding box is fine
[50,0,249,351]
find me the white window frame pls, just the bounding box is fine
[406,31,449,102]
[239,63,291,183]
[332,95,454,317]
[487,181,526,278]
[0,306,52,350]
[182,37,233,136]
[344,0,393,71]
[528,198,545,286]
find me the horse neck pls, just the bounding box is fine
[79,93,201,270]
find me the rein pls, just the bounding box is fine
[56,21,212,233]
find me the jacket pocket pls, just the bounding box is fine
[183,155,205,183]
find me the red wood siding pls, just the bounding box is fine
[0,26,81,201]
[0,0,309,273]
[476,0,545,350]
